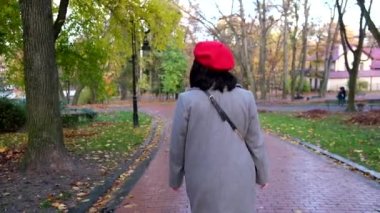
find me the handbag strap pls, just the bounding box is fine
[204,90,244,140]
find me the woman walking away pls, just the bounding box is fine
[169,41,269,213]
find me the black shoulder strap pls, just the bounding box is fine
[204,90,243,140]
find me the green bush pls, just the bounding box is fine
[298,78,311,93]
[78,87,92,105]
[357,80,369,92]
[0,98,26,132]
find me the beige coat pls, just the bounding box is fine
[169,87,269,213]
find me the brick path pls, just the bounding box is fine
[116,102,380,213]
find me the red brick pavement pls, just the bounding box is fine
[116,102,380,213]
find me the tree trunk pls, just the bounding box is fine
[257,0,268,100]
[297,0,309,94]
[290,3,299,100]
[238,0,256,95]
[347,66,359,111]
[72,84,84,105]
[58,81,66,102]
[320,23,339,97]
[20,0,72,172]
[282,0,290,99]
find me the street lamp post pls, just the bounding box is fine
[131,20,150,128]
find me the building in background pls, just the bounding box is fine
[306,45,380,92]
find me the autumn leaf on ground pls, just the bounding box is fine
[0,147,8,153]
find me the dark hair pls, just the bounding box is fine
[189,60,237,92]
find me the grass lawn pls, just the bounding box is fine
[259,112,380,172]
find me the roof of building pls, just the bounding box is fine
[329,70,380,79]
[363,48,380,60]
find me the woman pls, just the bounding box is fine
[169,41,269,213]
[337,86,346,106]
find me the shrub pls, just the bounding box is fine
[0,98,26,132]
[357,80,369,92]
[78,87,92,105]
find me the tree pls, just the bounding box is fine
[319,3,339,97]
[181,0,257,95]
[289,1,300,100]
[56,0,109,104]
[159,48,188,97]
[256,0,276,100]
[20,0,72,172]
[336,0,369,111]
[356,0,380,47]
[0,0,24,88]
[107,0,184,99]
[297,0,309,95]
[237,0,256,94]
[282,0,291,99]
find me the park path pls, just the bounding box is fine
[116,101,380,213]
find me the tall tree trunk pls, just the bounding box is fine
[20,0,72,172]
[314,36,322,91]
[238,0,256,95]
[282,0,290,99]
[257,0,268,100]
[320,22,339,97]
[297,0,309,94]
[58,81,66,102]
[290,3,299,100]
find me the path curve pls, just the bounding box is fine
[116,101,380,213]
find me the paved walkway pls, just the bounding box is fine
[116,102,380,213]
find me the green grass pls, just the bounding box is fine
[0,111,152,158]
[65,111,152,154]
[259,112,380,172]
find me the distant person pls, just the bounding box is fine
[169,41,269,213]
[337,87,346,106]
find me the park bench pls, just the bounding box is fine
[325,99,380,111]
[61,108,97,123]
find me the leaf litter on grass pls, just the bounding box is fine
[0,111,153,212]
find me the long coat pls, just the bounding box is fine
[169,87,269,213]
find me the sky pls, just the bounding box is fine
[179,0,380,39]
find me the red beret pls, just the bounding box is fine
[193,41,235,71]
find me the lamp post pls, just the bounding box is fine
[131,20,150,128]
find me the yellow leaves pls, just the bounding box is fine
[0,147,8,153]
[123,203,137,208]
[51,202,67,211]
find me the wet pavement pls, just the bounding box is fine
[115,101,380,213]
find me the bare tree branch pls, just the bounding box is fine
[336,0,352,71]
[357,0,380,47]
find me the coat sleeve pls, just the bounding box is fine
[245,92,269,185]
[169,95,189,188]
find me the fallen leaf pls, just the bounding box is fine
[77,192,87,197]
[89,207,98,213]
[0,147,8,153]
[123,203,137,208]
